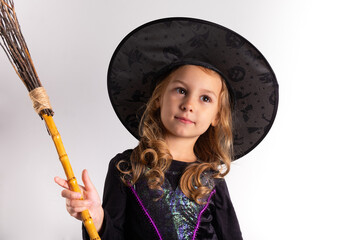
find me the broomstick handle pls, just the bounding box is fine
[1,1,100,237]
[42,114,100,240]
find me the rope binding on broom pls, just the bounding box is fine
[29,87,52,115]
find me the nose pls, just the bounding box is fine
[180,96,194,112]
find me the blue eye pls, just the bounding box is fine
[201,95,211,102]
[176,88,186,95]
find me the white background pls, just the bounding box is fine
[1,0,360,239]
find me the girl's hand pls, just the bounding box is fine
[54,169,104,231]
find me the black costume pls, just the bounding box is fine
[84,17,278,239]
[83,150,242,240]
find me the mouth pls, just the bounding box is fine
[175,116,194,124]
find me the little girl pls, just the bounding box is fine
[55,17,278,240]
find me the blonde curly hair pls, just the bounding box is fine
[118,65,233,204]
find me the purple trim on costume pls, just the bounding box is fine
[129,184,163,240]
[192,189,216,240]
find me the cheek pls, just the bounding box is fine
[208,107,220,125]
[163,94,179,110]
[198,108,217,125]
[160,98,170,113]
[159,98,173,124]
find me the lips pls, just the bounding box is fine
[175,116,194,124]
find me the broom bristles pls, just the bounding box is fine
[0,0,53,116]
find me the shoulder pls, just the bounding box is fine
[209,177,228,198]
[213,177,226,186]
[212,177,236,209]
[107,149,133,176]
[109,149,133,166]
[111,149,133,162]
[213,177,229,193]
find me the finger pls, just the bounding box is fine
[82,169,95,192]
[61,189,82,200]
[68,181,86,194]
[54,176,69,189]
[66,200,91,219]
[57,175,86,193]
[69,205,90,214]
[66,199,92,210]
[65,204,82,220]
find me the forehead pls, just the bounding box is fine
[167,65,222,92]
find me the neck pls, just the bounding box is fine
[165,135,198,162]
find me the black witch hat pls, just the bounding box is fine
[108,17,279,160]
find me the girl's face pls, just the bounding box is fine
[159,65,222,142]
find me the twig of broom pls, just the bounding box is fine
[0,1,100,239]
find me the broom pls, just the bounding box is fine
[0,1,100,239]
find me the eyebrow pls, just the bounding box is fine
[171,79,218,97]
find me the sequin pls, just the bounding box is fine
[130,169,216,240]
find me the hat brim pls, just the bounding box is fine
[108,17,279,160]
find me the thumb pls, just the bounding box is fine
[82,169,95,192]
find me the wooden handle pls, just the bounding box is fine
[42,114,100,240]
